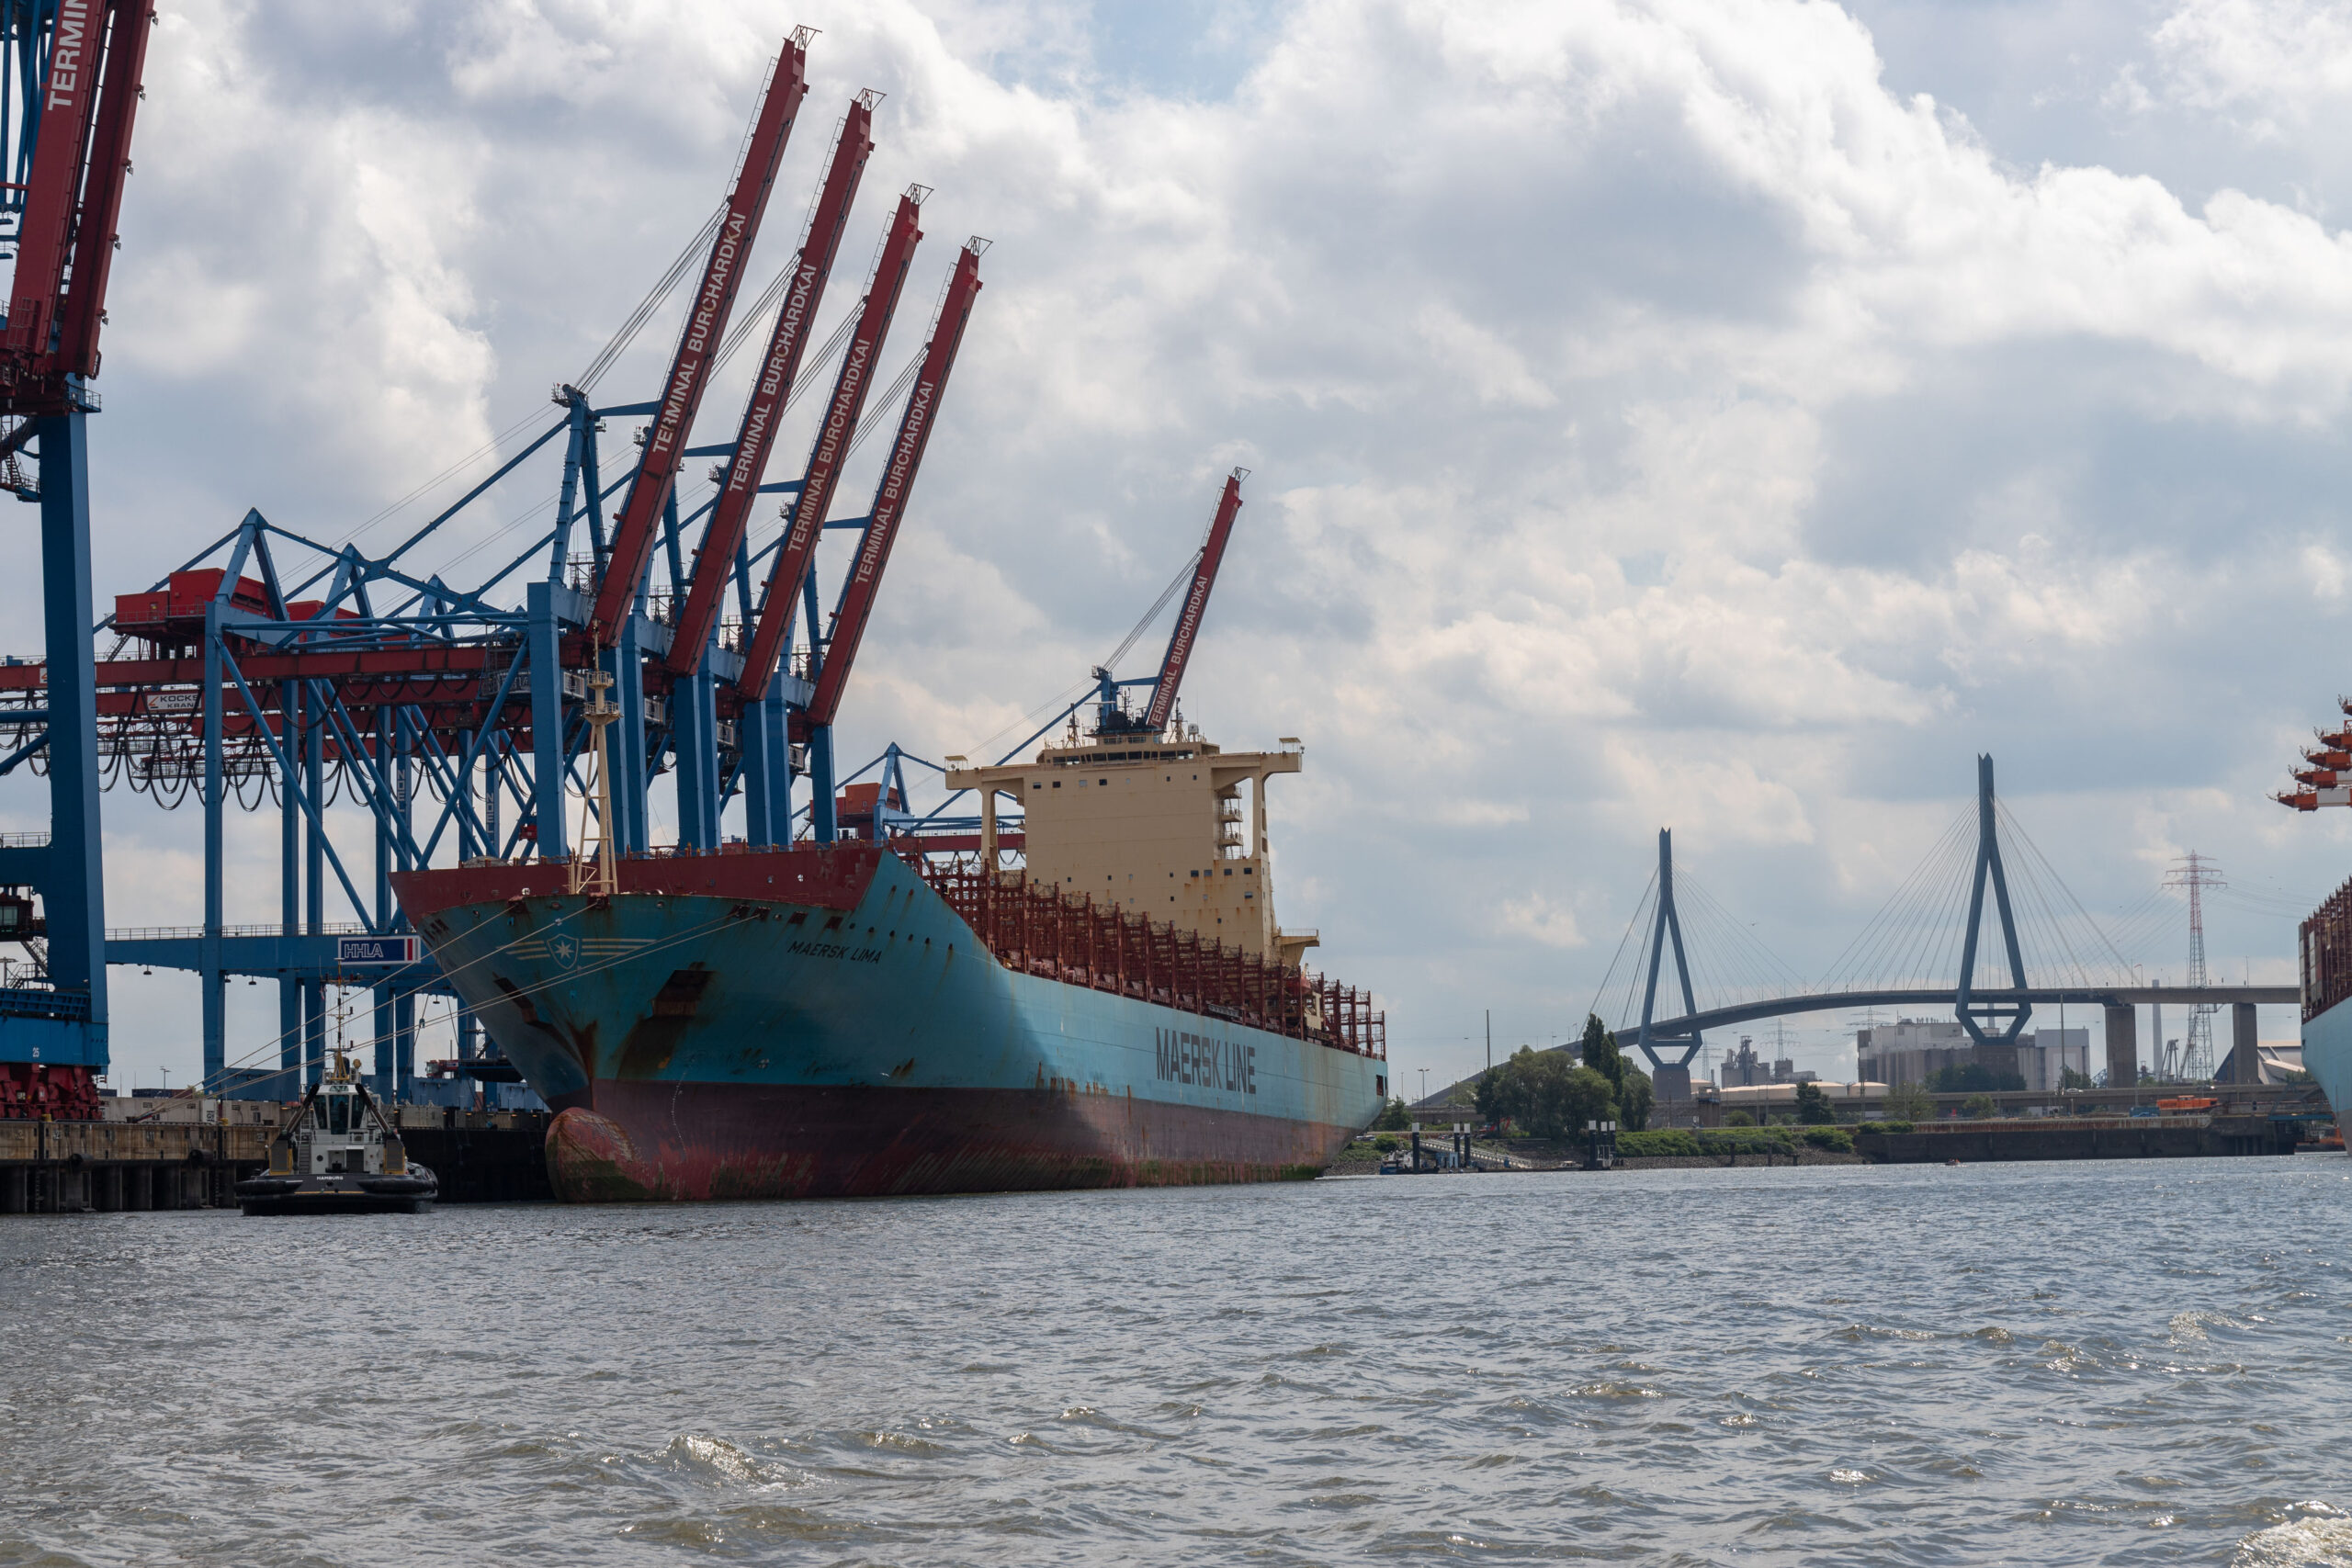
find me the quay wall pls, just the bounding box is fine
[1859,1115,2300,1164]
[1,1111,553,1211]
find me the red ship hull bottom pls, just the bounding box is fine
[543,1081,1352,1202]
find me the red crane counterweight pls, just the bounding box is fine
[585,28,813,647]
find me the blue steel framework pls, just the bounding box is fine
[0,38,993,1104]
[85,324,972,1099]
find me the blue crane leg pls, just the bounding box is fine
[766,681,792,840]
[676,649,719,848]
[279,681,301,1089]
[613,617,650,852]
[201,603,225,1090]
[527,580,569,862]
[809,724,837,843]
[741,680,789,845]
[303,689,325,1088]
[35,413,107,1066]
[372,709,392,1095]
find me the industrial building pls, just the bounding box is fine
[1857,1018,2089,1093]
[1716,1034,1815,1088]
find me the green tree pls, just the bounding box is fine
[2059,1066,2093,1091]
[1474,1063,1514,1129]
[1372,1097,1411,1132]
[1882,1081,1933,1122]
[1580,1013,1626,1096]
[1724,1109,1756,1127]
[1962,1093,1998,1120]
[1618,1066,1654,1132]
[1476,1045,1616,1138]
[1793,1080,1836,1124]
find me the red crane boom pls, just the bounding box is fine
[736,186,926,702]
[585,28,811,646]
[664,92,878,675]
[5,0,148,404]
[51,0,147,379]
[1143,469,1245,732]
[807,241,985,726]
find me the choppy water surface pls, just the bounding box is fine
[5,1159,2351,1566]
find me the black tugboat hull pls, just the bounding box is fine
[235,1168,438,1216]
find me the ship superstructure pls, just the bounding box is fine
[949,726,1317,967]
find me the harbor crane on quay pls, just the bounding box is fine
[0,21,996,1112]
[0,0,153,1119]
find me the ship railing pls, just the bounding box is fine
[909,855,1385,1059]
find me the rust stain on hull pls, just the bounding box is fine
[545,1083,1346,1203]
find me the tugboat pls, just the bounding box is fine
[235,1047,437,1215]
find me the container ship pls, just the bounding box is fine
[390,722,1387,1201]
[2276,708,2352,1135]
[2298,879,2352,1137]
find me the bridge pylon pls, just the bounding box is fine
[1633,828,1703,1093]
[1955,753,2032,1048]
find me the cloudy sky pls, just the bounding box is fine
[13,0,2352,1093]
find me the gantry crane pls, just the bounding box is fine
[0,0,153,1118]
[0,25,992,1108]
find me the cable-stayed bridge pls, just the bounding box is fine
[1592,757,2299,1092]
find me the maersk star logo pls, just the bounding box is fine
[551,932,580,970]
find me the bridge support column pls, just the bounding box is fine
[2227,1001,2259,1084]
[2104,1003,2136,1089]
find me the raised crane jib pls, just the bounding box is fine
[736,186,927,703]
[1143,468,1246,732]
[665,92,879,675]
[584,28,813,646]
[4,0,151,408]
[807,240,986,727]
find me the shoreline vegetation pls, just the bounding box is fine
[1326,1122,1871,1174]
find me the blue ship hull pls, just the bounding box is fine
[2303,995,2352,1138]
[392,847,1389,1200]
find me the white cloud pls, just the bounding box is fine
[1498,892,1587,949]
[2144,0,2352,130]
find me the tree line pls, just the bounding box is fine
[1471,1015,1655,1138]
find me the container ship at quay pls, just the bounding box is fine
[2298,879,2352,1136]
[391,720,1387,1201]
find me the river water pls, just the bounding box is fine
[4,1157,2349,1566]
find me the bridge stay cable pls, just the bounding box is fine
[1672,869,1804,1006]
[1586,870,1657,1048]
[1815,805,1973,994]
